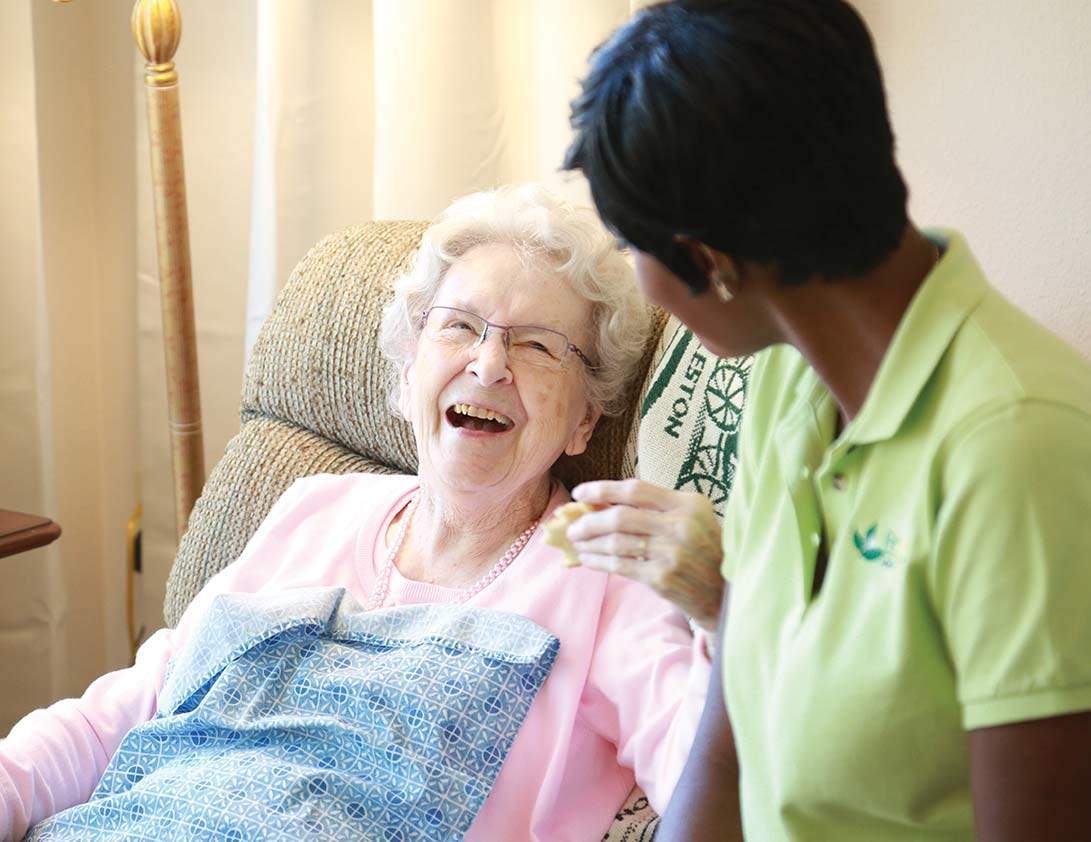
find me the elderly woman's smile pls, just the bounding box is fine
[446,403,514,433]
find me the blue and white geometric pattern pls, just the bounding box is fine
[26,588,559,841]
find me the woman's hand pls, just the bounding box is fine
[567,479,724,630]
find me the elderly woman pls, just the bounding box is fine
[1,185,715,842]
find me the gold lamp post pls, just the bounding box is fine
[131,0,205,541]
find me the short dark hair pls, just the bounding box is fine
[565,0,908,289]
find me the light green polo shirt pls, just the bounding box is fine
[720,231,1091,841]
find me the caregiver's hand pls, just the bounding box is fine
[567,479,723,631]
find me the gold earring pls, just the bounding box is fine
[710,270,735,303]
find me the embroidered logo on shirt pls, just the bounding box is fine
[853,524,901,568]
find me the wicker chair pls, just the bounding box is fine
[163,220,748,839]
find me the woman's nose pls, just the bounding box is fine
[467,328,513,385]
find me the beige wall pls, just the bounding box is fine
[857,0,1091,357]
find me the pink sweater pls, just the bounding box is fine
[0,473,710,841]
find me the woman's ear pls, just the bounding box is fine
[398,359,413,418]
[564,405,602,457]
[673,235,740,301]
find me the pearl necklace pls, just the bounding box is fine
[366,493,540,610]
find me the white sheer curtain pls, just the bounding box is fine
[244,0,636,357]
[0,0,137,731]
[244,0,376,359]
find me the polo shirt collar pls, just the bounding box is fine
[842,229,988,447]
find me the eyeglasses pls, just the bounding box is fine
[419,306,596,370]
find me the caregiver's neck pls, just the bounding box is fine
[772,223,937,428]
[395,474,553,589]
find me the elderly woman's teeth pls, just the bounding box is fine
[454,403,513,427]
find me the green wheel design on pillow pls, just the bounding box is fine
[639,322,752,516]
[704,358,749,434]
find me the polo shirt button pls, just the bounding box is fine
[832,473,847,490]
[800,466,811,480]
[810,531,821,548]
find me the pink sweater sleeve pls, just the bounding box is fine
[578,574,712,814]
[0,479,312,841]
[0,627,175,841]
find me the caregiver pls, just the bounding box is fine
[564,1,1091,840]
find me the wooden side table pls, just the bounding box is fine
[0,510,62,559]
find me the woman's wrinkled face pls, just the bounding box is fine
[401,243,599,498]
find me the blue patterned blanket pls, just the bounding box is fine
[28,588,559,841]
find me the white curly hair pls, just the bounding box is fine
[379,183,651,417]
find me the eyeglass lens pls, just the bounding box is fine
[423,307,571,366]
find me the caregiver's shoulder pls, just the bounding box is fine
[954,286,1091,415]
[934,286,1091,486]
